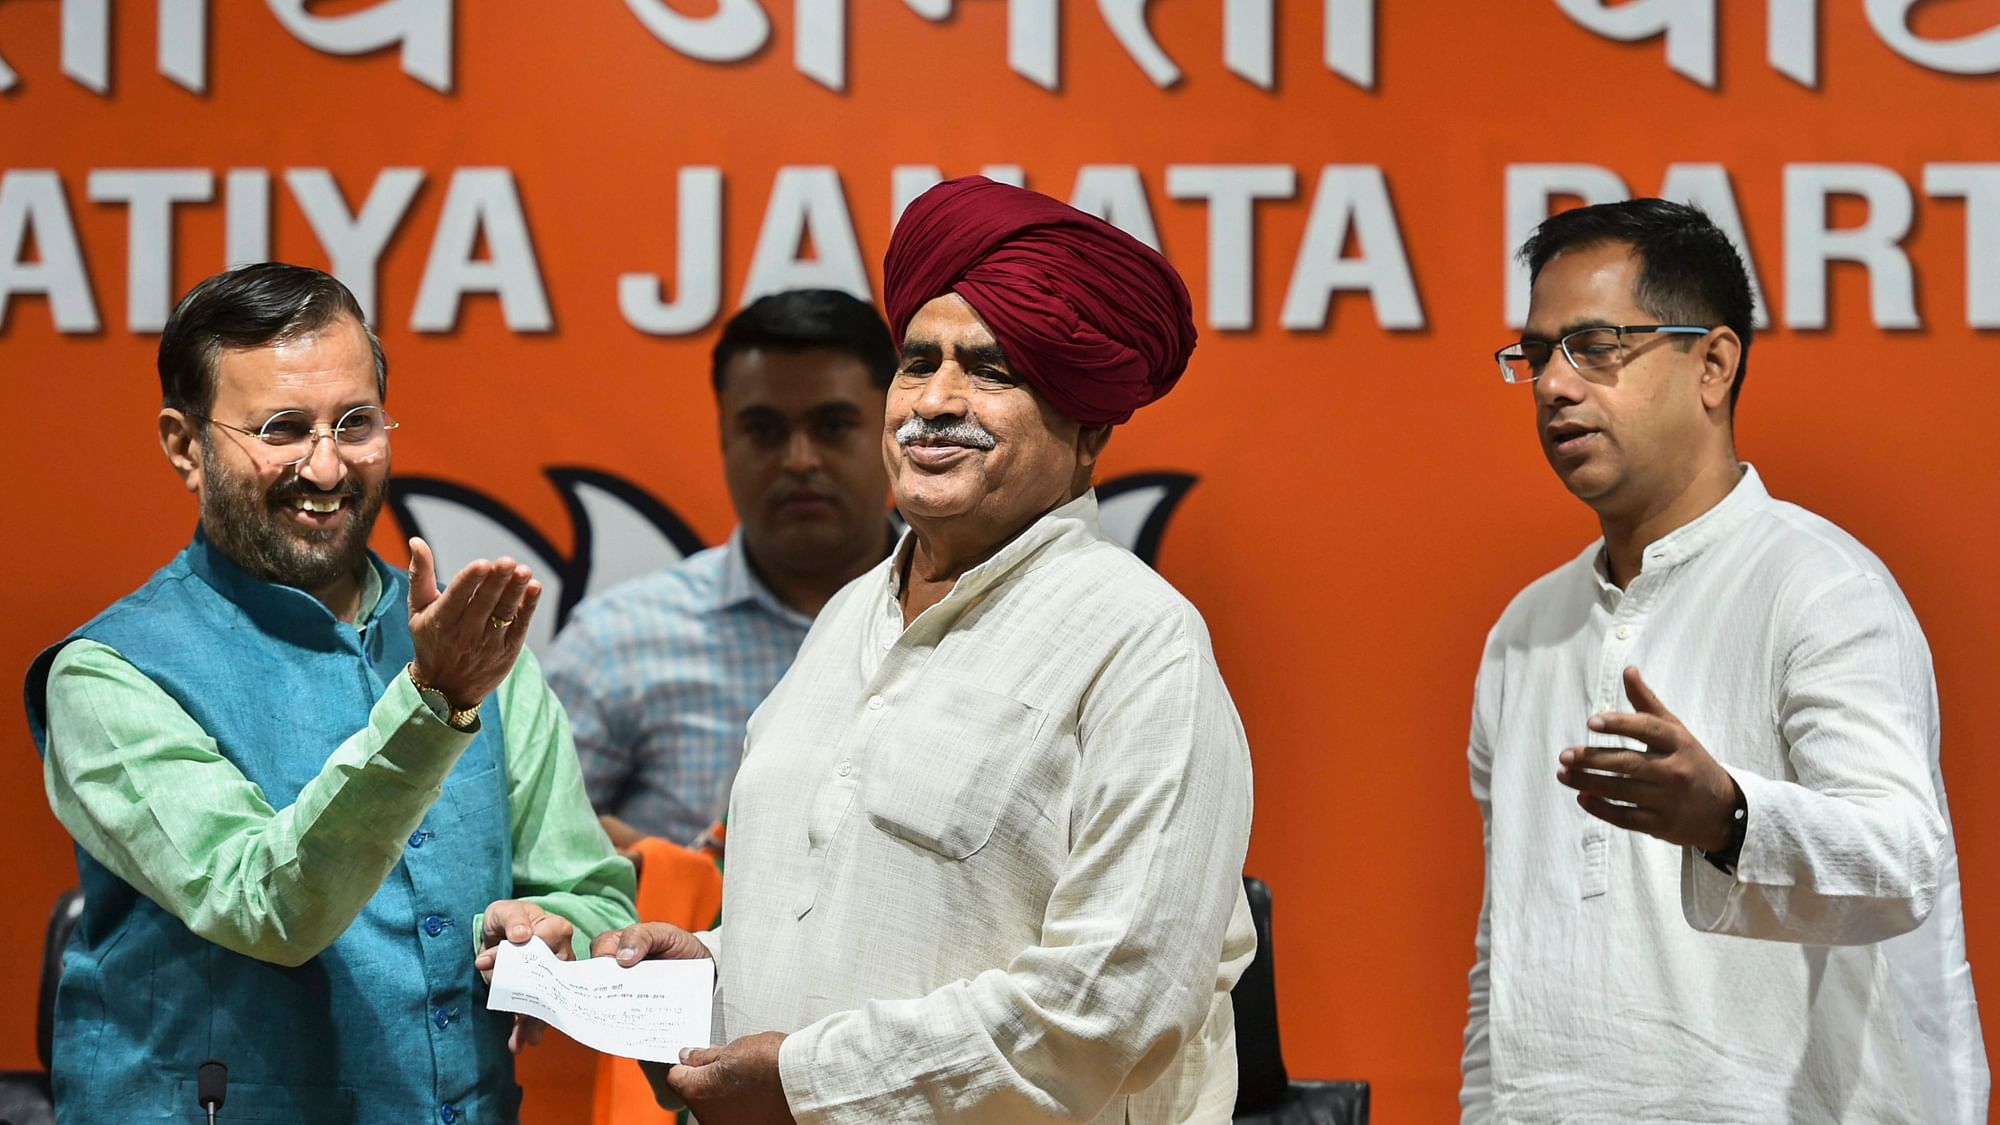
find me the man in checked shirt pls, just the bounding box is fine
[546,289,899,853]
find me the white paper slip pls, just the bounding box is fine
[486,937,714,1062]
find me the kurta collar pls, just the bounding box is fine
[886,489,1103,606]
[1591,463,1770,591]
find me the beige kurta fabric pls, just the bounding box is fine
[700,490,1256,1124]
[1462,466,1987,1124]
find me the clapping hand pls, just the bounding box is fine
[406,536,541,709]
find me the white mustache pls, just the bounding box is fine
[896,415,997,450]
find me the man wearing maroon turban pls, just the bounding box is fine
[882,175,1198,426]
[598,179,1256,1125]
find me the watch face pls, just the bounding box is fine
[409,665,475,729]
[418,685,452,722]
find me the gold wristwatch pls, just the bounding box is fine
[407,663,481,731]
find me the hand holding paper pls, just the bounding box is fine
[486,936,713,1062]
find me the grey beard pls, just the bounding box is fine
[198,440,383,592]
[895,414,997,450]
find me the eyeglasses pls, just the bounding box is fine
[194,405,400,467]
[1494,325,1713,384]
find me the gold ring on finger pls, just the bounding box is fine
[488,615,516,630]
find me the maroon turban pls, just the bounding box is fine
[883,176,1197,426]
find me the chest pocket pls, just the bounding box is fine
[441,731,509,820]
[863,682,1049,860]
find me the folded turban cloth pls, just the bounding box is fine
[883,176,1197,426]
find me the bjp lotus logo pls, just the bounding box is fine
[388,469,1197,655]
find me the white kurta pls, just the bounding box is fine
[704,491,1256,1124]
[1462,466,1987,1124]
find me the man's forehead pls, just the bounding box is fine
[901,317,1002,345]
[1525,243,1645,331]
[904,291,999,341]
[721,348,881,407]
[209,322,378,408]
[220,313,368,358]
[899,313,1011,371]
[726,344,868,376]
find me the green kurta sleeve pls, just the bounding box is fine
[494,646,638,953]
[41,638,474,967]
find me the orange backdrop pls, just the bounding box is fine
[3,3,1997,1121]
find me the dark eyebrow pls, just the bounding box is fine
[899,339,940,362]
[954,342,1012,371]
[1521,317,1618,343]
[247,402,376,422]
[735,402,863,429]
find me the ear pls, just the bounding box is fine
[159,409,203,494]
[1075,424,1114,469]
[1695,327,1742,413]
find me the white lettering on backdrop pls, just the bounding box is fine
[3,163,1996,337]
[4,1,1985,96]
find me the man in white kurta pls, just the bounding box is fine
[1464,466,1985,1122]
[596,176,1255,1124]
[714,488,1253,1121]
[1465,198,1985,1124]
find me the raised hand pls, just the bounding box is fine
[406,536,542,709]
[1556,665,1740,852]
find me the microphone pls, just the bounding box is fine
[196,1058,227,1124]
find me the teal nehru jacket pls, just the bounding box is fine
[25,528,635,1124]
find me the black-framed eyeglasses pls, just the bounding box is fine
[1494,325,1713,384]
[193,405,400,468]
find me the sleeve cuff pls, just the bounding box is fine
[1682,766,1767,931]
[776,1026,820,1122]
[692,927,723,967]
[371,671,477,782]
[1683,841,1738,930]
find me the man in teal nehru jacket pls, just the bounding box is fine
[24,263,637,1123]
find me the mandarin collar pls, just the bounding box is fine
[885,490,1102,605]
[1591,463,1770,593]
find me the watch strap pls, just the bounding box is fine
[1699,777,1748,875]
[407,663,481,731]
